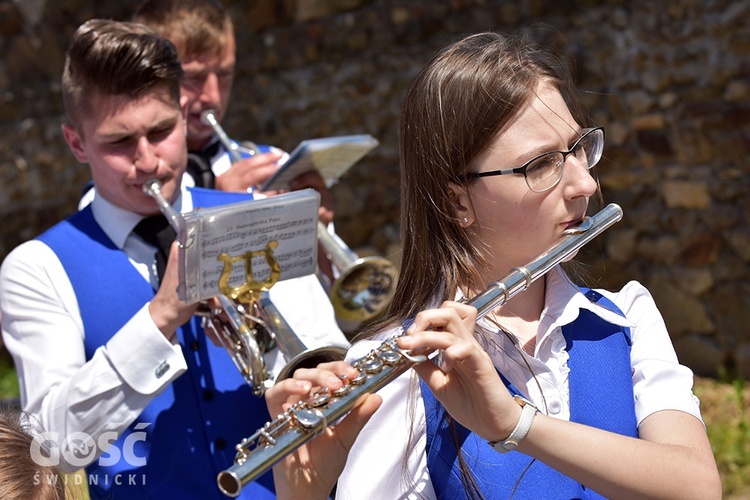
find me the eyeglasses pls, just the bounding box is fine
[463,127,604,193]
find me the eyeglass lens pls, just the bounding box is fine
[526,129,602,192]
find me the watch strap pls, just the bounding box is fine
[489,395,537,453]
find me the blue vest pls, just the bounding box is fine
[422,289,637,499]
[37,203,274,500]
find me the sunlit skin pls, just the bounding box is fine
[446,82,597,347]
[62,88,189,215]
[453,82,597,288]
[61,87,198,338]
[264,80,722,500]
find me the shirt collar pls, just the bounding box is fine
[543,266,635,330]
[90,182,190,249]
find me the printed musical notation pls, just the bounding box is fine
[178,189,320,304]
[260,134,379,191]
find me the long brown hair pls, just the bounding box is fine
[372,31,588,335]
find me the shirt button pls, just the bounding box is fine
[203,389,214,401]
[189,340,200,351]
[548,400,562,414]
[215,438,227,450]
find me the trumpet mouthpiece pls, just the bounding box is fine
[200,109,217,126]
[142,178,162,195]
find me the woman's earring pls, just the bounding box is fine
[463,217,468,223]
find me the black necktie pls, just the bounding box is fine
[187,139,221,188]
[132,215,176,285]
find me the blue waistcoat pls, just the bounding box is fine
[422,289,637,499]
[37,203,274,500]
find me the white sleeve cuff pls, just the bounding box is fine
[105,304,187,395]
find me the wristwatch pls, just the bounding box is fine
[488,395,538,453]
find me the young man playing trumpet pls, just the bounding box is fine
[0,19,346,499]
[132,0,344,288]
[132,0,334,218]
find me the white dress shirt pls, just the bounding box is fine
[335,266,702,499]
[0,182,347,463]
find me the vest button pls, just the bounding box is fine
[203,389,214,401]
[189,340,200,351]
[215,438,227,450]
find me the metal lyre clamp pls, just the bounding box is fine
[209,238,348,396]
[217,240,282,303]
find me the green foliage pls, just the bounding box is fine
[0,353,19,400]
[694,376,750,497]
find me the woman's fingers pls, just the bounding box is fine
[407,301,477,336]
[265,378,313,415]
[266,361,361,414]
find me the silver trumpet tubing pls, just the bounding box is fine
[199,108,397,334]
[200,109,259,162]
[216,203,624,497]
[318,222,399,338]
[142,179,346,396]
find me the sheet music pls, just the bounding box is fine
[260,134,379,191]
[178,189,320,304]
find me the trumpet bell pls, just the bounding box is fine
[275,345,349,381]
[330,256,398,335]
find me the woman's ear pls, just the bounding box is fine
[447,181,474,227]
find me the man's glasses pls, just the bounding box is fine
[463,127,604,193]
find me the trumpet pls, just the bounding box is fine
[200,109,259,161]
[142,178,347,396]
[215,203,624,497]
[318,222,398,338]
[200,107,398,336]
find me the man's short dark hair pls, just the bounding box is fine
[62,19,183,128]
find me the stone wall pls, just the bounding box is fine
[0,0,748,378]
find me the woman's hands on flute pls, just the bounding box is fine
[265,362,382,500]
[397,301,522,445]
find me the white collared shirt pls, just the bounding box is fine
[335,266,701,499]
[0,182,347,470]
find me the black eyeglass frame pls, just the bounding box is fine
[462,127,605,193]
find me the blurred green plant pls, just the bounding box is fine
[0,352,19,400]
[694,375,750,498]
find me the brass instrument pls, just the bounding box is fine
[142,178,347,396]
[200,109,259,161]
[215,203,624,497]
[317,222,398,338]
[200,107,398,337]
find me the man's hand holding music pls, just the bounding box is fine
[215,151,284,193]
[288,170,335,225]
[149,242,200,340]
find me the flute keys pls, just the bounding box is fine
[308,389,331,407]
[379,350,401,366]
[293,408,324,431]
[362,358,383,374]
[332,384,351,397]
[349,370,367,385]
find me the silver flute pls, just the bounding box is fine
[217,203,624,497]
